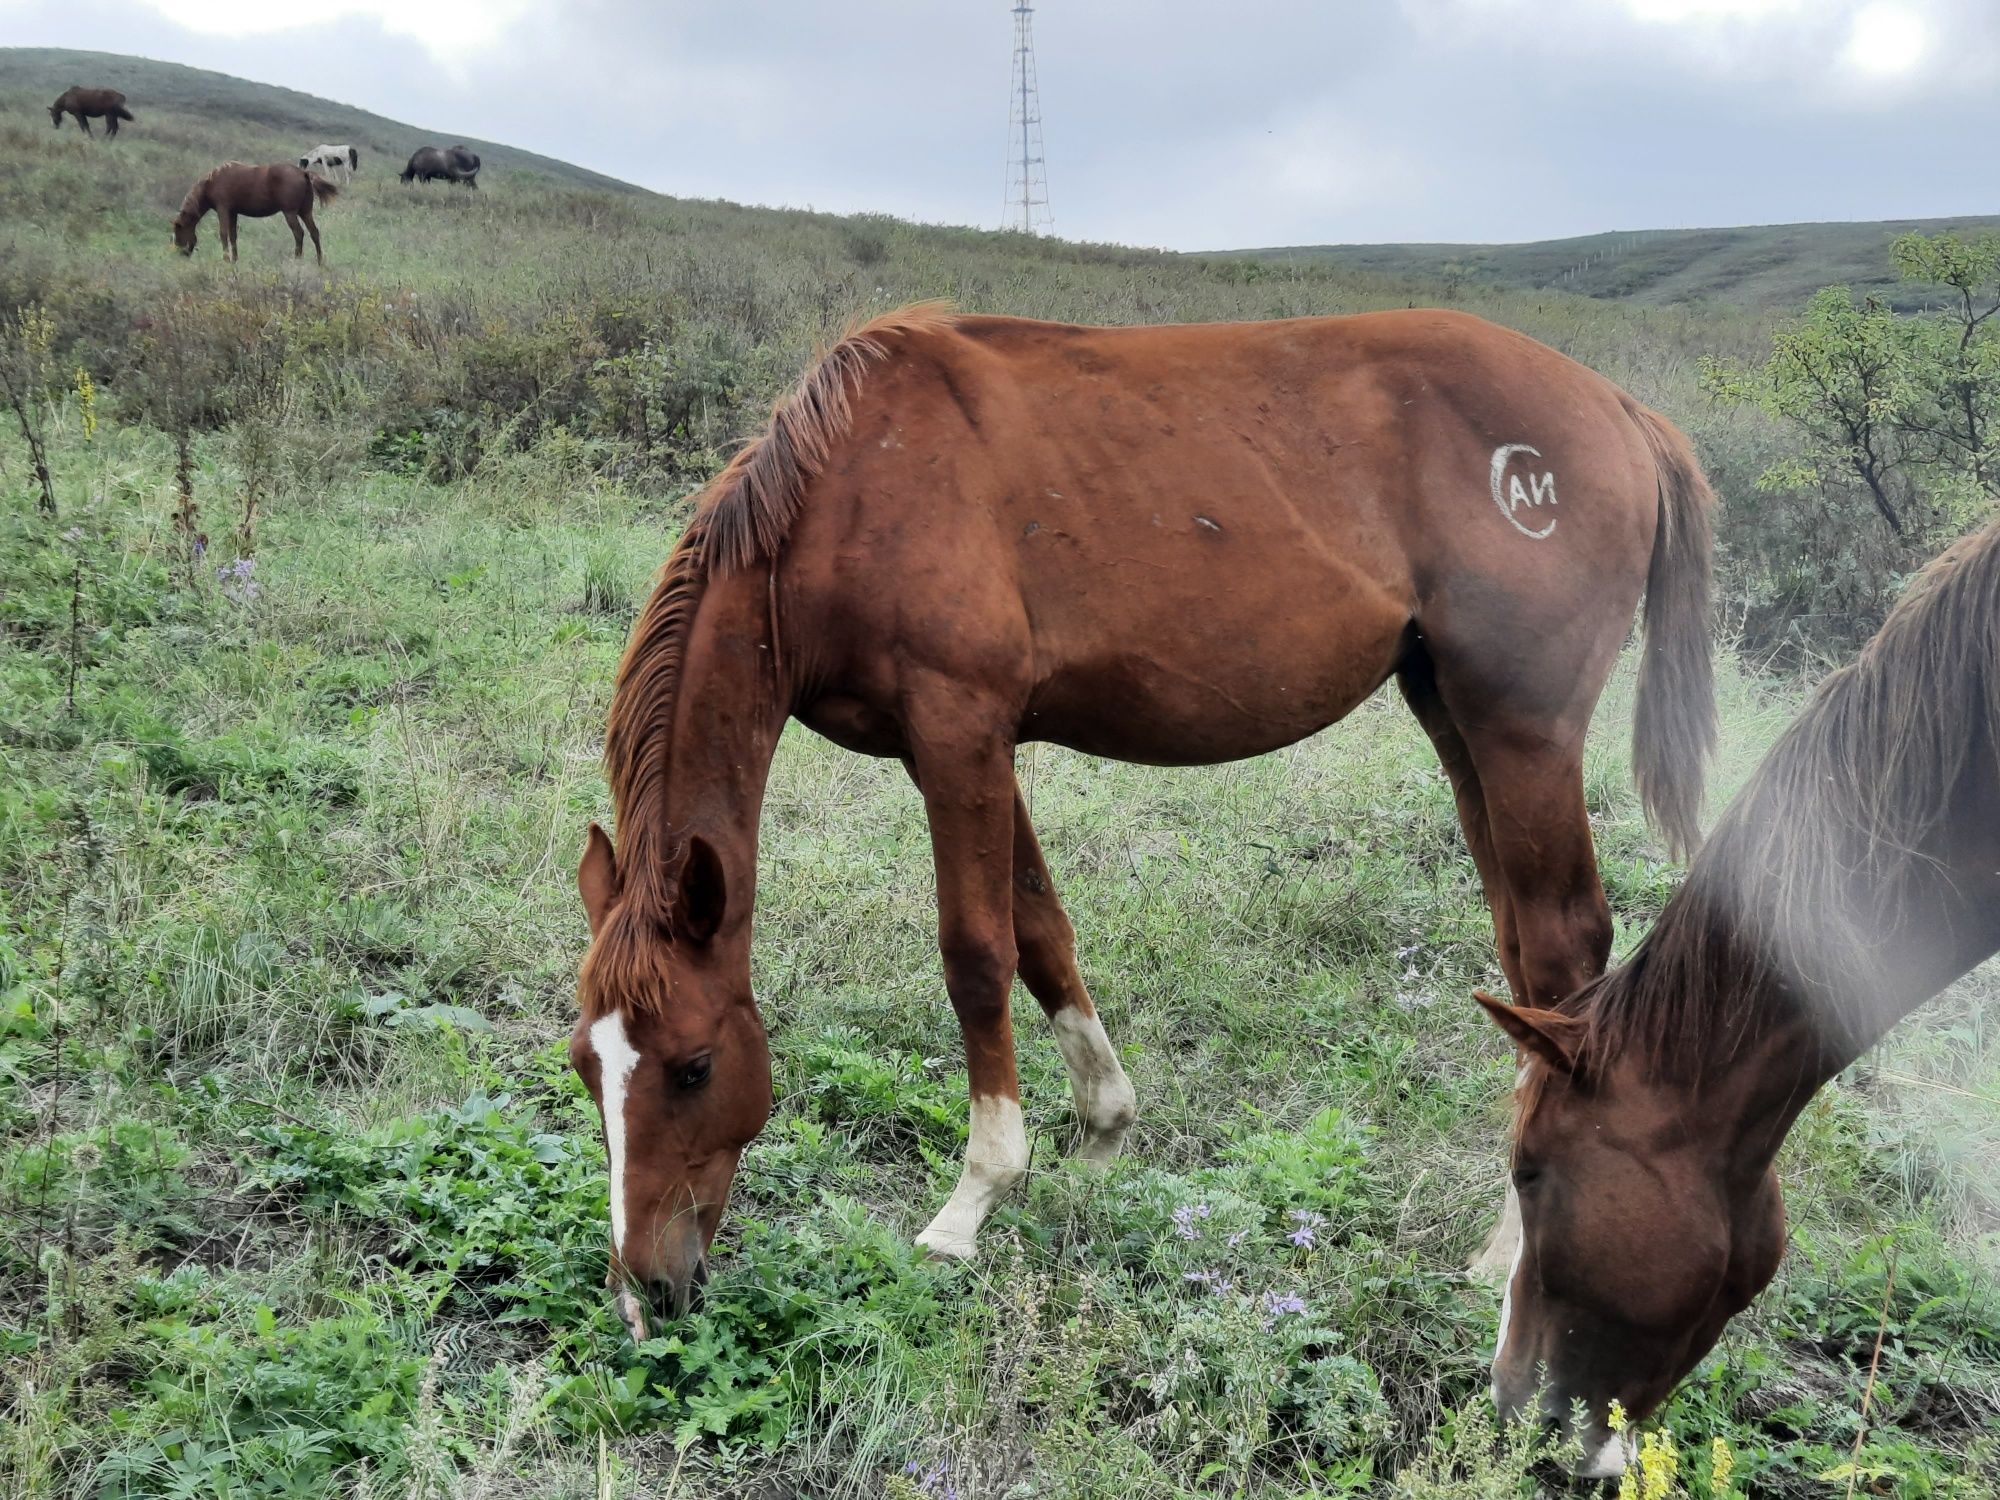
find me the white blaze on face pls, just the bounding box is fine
[916,1094,1029,1260]
[1581,1431,1635,1479]
[588,1013,642,1259]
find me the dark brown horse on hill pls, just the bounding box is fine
[172,163,335,263]
[1483,515,2000,1477]
[50,86,133,136]
[400,145,480,187]
[569,303,1718,1338]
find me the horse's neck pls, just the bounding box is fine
[1714,772,2000,1167]
[634,561,789,906]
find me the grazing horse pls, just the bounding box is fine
[400,145,480,187]
[50,86,133,136]
[571,303,1718,1338]
[1482,517,2000,1476]
[299,144,359,185]
[172,163,336,263]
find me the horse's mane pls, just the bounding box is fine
[1567,517,2000,1080]
[175,162,251,222]
[584,301,957,1015]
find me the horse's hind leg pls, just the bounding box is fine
[1010,781,1137,1161]
[1398,651,1529,1277]
[904,700,1031,1261]
[283,209,304,258]
[303,209,323,263]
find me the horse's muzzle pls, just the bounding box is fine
[613,1256,707,1341]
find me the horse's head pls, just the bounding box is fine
[571,823,771,1339]
[171,215,198,256]
[49,98,64,127]
[1477,994,1788,1477]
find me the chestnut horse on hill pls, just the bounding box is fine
[570,303,1718,1339]
[172,163,335,264]
[1483,515,2000,1477]
[50,86,133,136]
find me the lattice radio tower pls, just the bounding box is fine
[1005,2,1052,234]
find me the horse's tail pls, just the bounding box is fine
[311,177,339,207]
[113,106,135,121]
[1627,400,1717,862]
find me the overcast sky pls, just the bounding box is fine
[8,0,1998,249]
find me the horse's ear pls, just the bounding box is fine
[578,823,619,937]
[1475,991,1583,1076]
[672,834,728,946]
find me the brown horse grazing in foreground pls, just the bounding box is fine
[173,164,336,263]
[50,86,134,136]
[1482,517,2000,1477]
[571,303,1718,1338]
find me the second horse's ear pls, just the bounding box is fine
[578,823,618,937]
[1475,991,1584,1076]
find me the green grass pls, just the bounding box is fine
[1,46,1996,1500]
[1223,217,2000,313]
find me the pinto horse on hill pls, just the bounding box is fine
[1483,516,2000,1477]
[172,163,335,263]
[569,303,1718,1339]
[50,86,133,136]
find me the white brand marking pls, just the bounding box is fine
[1489,443,1558,539]
[589,1013,642,1259]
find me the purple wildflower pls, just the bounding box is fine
[1227,1229,1250,1249]
[1261,1291,1308,1326]
[1183,1267,1234,1296]
[1171,1202,1212,1241]
[217,556,261,603]
[1287,1210,1325,1249]
[63,526,84,542]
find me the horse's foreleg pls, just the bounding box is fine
[78,114,92,137]
[1010,781,1136,1161]
[219,211,237,262]
[906,704,1030,1261]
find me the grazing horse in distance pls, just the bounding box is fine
[50,86,133,136]
[172,163,336,263]
[568,302,1719,1339]
[299,144,359,185]
[1483,516,2000,1477]
[400,145,480,187]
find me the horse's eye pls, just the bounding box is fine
[677,1055,713,1091]
[1511,1164,1542,1189]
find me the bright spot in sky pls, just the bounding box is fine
[1844,3,1930,75]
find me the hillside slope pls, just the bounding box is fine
[1225,215,2000,312]
[1,46,641,193]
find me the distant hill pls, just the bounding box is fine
[0,46,641,194]
[1219,217,2000,312]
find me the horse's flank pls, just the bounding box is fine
[1566,517,2000,1081]
[591,301,959,1001]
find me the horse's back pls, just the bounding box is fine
[786,310,1663,759]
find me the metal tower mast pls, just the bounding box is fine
[1005,2,1052,234]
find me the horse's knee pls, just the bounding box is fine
[939,929,1017,1014]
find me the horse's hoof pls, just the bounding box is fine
[914,1224,978,1261]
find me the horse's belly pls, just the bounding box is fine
[1020,606,1410,765]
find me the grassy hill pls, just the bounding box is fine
[1225,215,2000,311]
[2,49,1996,1500]
[3,46,641,193]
